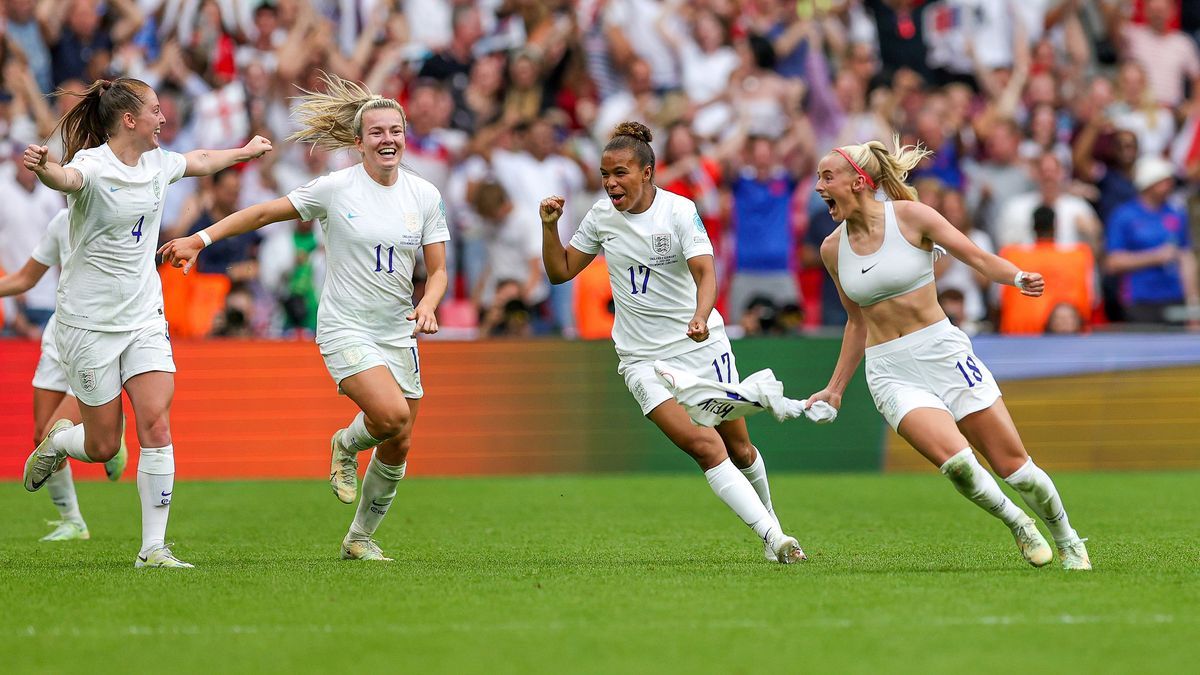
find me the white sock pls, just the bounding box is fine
[1004,458,1079,547]
[53,425,93,462]
[349,451,405,540]
[704,458,779,542]
[739,450,780,526]
[46,463,84,524]
[136,445,175,555]
[939,448,1026,528]
[341,412,384,454]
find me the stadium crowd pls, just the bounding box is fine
[1,0,1199,339]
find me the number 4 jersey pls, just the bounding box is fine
[57,144,186,332]
[287,164,449,348]
[570,188,725,361]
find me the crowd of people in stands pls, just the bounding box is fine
[1,0,1199,339]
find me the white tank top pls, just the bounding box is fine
[837,201,935,307]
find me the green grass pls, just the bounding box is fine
[1,471,1197,674]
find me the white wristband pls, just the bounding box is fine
[1014,271,1026,289]
[197,230,213,248]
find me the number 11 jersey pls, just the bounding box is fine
[288,164,449,347]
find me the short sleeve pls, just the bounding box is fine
[677,200,714,260]
[568,208,602,254]
[422,189,451,245]
[64,152,102,192]
[162,149,187,184]
[30,228,60,267]
[286,174,336,223]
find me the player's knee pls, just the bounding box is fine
[725,439,755,466]
[86,435,122,462]
[683,435,726,467]
[137,414,172,447]
[372,408,409,439]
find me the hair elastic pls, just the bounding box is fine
[834,148,877,190]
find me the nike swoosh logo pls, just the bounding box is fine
[109,186,123,192]
[138,555,148,562]
[161,491,172,497]
[31,474,49,490]
[346,213,358,219]
[861,263,878,274]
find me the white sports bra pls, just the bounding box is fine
[837,201,935,307]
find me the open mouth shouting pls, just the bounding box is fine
[608,191,626,207]
[379,147,397,159]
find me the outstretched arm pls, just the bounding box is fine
[183,135,273,177]
[24,145,83,193]
[158,196,300,273]
[0,258,51,297]
[898,200,1044,297]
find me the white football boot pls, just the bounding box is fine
[329,430,358,504]
[40,520,90,542]
[341,537,393,562]
[1058,538,1092,571]
[23,419,72,492]
[1010,516,1053,567]
[135,545,195,569]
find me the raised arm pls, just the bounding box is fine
[183,135,273,177]
[539,195,596,284]
[897,200,1044,296]
[806,233,866,410]
[24,145,83,193]
[0,258,51,297]
[685,254,717,342]
[158,196,300,274]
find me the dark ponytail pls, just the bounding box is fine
[53,78,152,162]
[605,120,655,176]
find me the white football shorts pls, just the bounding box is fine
[619,335,740,416]
[55,320,176,407]
[319,336,423,399]
[32,314,72,394]
[865,318,1001,430]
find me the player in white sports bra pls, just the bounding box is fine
[806,138,1092,571]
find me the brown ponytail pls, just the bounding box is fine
[53,78,153,163]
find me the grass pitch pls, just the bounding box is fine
[1,470,1196,674]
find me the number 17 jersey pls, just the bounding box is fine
[287,164,449,347]
[569,188,725,361]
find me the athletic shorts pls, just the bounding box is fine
[32,315,72,395]
[55,321,176,407]
[618,335,740,416]
[865,318,1001,430]
[319,336,423,399]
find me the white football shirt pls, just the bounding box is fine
[30,209,71,269]
[569,188,725,360]
[287,164,450,347]
[58,144,187,331]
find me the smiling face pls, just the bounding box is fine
[355,107,405,174]
[600,147,653,212]
[814,152,866,223]
[127,89,165,151]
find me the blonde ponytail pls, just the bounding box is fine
[288,72,406,151]
[835,134,932,202]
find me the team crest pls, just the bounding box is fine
[78,368,96,393]
[153,176,161,198]
[404,213,420,233]
[651,234,672,256]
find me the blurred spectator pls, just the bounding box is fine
[964,118,1034,240]
[470,180,539,319]
[937,287,979,334]
[1104,156,1200,324]
[738,295,778,337]
[182,168,259,281]
[995,153,1101,249]
[0,150,65,334]
[999,205,1096,334]
[479,279,535,338]
[801,190,848,327]
[935,188,994,326]
[1044,302,1085,334]
[1108,60,1176,159]
[1074,125,1139,225]
[1114,0,1200,107]
[5,0,53,94]
[864,0,931,82]
[727,132,805,323]
[259,218,324,337]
